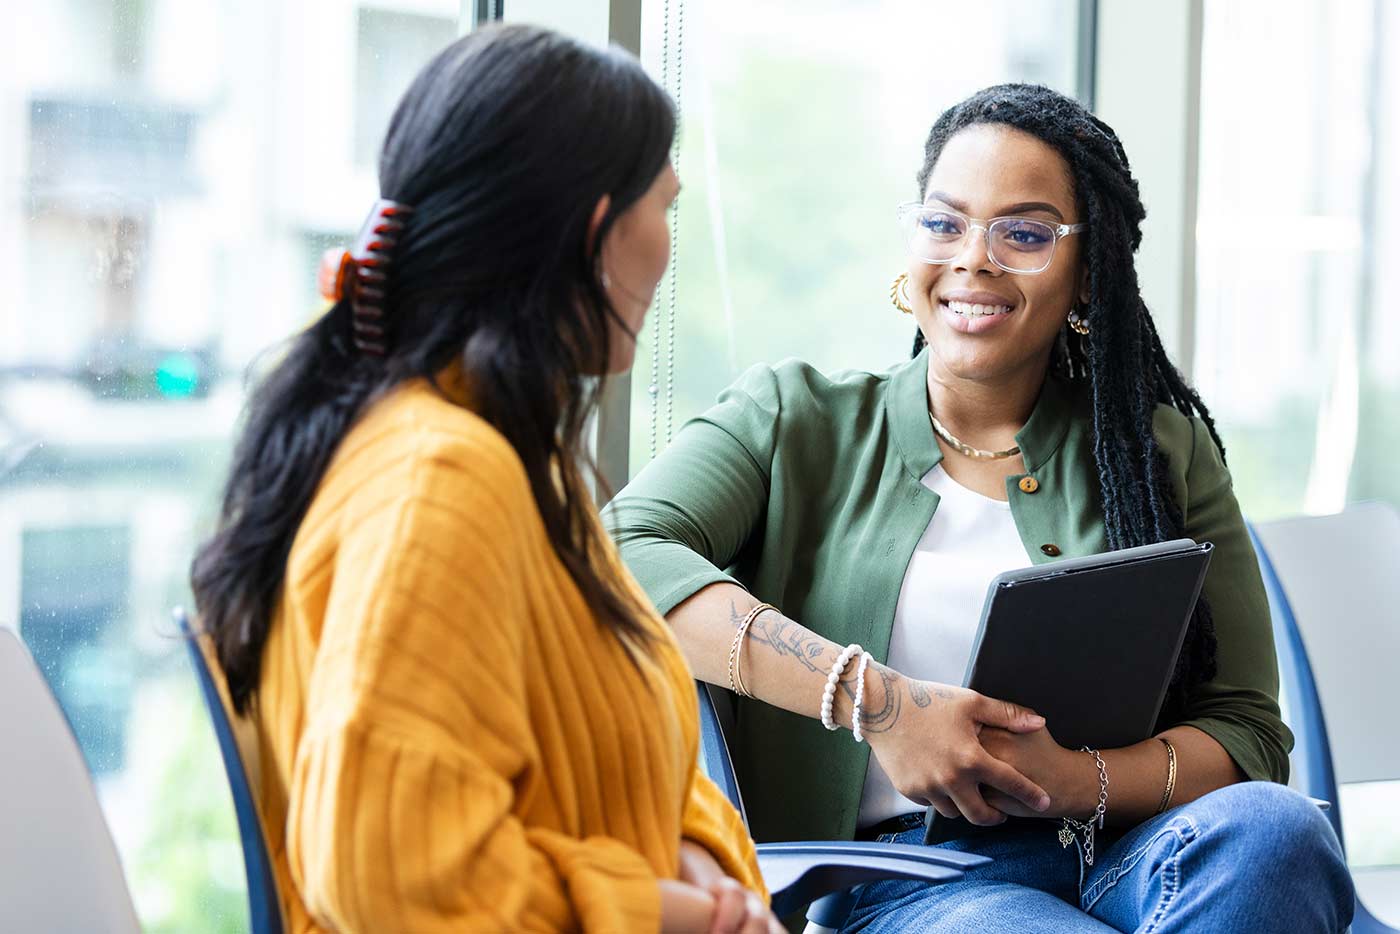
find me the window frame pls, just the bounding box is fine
[508,1,1210,504]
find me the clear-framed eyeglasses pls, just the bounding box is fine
[895,201,1089,275]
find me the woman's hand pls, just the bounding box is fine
[864,674,1053,826]
[664,840,784,934]
[659,879,717,932]
[677,839,730,890]
[979,726,1097,820]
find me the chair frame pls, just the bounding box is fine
[696,682,987,930]
[177,609,285,934]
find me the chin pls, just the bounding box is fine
[928,342,1018,383]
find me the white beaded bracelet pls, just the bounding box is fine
[821,643,862,731]
[851,652,873,742]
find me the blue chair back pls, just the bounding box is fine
[696,682,748,823]
[176,609,285,934]
[1246,523,1343,841]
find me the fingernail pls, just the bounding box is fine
[1037,795,1051,812]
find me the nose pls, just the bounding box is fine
[951,223,1000,276]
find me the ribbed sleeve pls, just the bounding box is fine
[289,723,658,932]
[242,380,762,933]
[680,772,766,896]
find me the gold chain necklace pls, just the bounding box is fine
[929,412,1021,460]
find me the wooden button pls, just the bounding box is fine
[1018,476,1039,494]
[1040,543,1062,557]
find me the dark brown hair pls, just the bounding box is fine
[192,24,674,713]
[914,84,1222,717]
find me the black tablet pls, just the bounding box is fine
[962,538,1213,750]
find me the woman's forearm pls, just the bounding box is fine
[1051,725,1247,827]
[669,583,901,732]
[671,583,1059,824]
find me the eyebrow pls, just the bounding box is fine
[927,190,1066,222]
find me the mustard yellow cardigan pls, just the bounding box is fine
[240,377,763,932]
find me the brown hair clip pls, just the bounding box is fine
[318,199,415,356]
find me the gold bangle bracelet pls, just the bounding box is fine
[1155,737,1178,814]
[727,603,775,698]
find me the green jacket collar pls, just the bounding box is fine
[886,347,1076,478]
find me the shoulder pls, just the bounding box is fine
[334,379,535,521]
[1149,403,1231,500]
[722,356,899,419]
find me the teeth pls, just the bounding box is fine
[946,300,1013,317]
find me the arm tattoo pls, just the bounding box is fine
[908,679,933,708]
[908,680,953,707]
[727,600,826,675]
[840,663,902,733]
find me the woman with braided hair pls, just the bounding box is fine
[191,23,781,934]
[605,84,1354,931]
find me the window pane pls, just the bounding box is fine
[3,2,457,930]
[630,0,1081,470]
[1196,0,1398,521]
[1197,0,1400,887]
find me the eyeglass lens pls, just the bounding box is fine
[906,209,1059,273]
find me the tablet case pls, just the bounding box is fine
[963,538,1213,750]
[919,539,1213,845]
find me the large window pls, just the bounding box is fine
[1196,0,1400,880]
[627,0,1085,470]
[2,2,459,929]
[1195,0,1398,522]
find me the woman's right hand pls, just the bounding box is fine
[864,674,1053,826]
[659,878,784,934]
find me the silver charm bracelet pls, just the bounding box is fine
[1058,746,1109,865]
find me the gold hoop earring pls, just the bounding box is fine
[890,273,914,315]
[1067,307,1091,335]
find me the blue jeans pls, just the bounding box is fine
[842,782,1354,933]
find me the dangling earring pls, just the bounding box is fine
[890,273,914,315]
[1067,306,1091,335]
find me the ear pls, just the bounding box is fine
[1077,265,1090,305]
[586,194,612,255]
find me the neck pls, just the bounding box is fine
[925,354,1050,447]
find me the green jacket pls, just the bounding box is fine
[604,348,1291,844]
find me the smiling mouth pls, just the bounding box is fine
[943,299,1014,318]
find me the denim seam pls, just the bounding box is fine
[1142,816,1199,933]
[1080,816,1199,915]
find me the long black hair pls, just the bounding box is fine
[192,24,675,713]
[913,84,1221,716]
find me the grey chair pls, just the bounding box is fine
[1250,501,1400,932]
[0,627,141,933]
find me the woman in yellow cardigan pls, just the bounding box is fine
[190,24,777,934]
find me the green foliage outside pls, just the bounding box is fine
[129,675,248,934]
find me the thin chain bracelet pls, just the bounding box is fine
[1058,746,1109,865]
